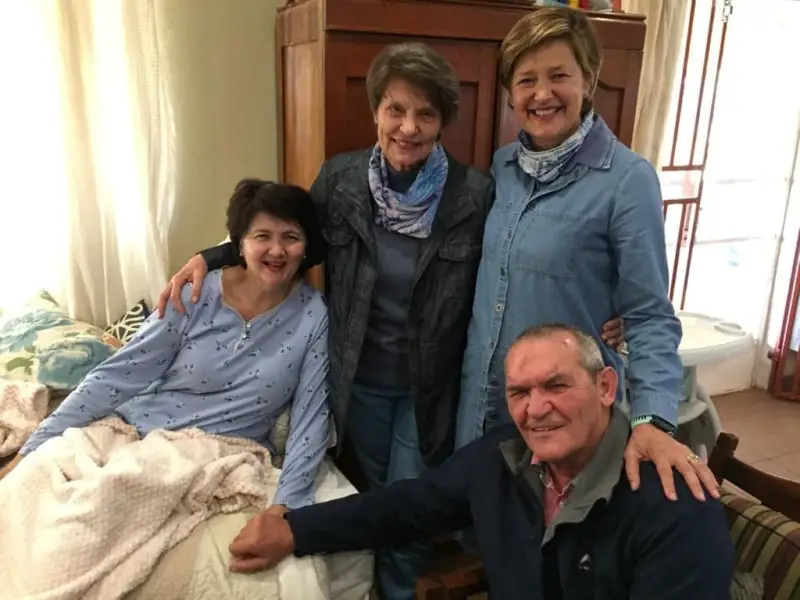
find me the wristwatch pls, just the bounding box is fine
[630,414,676,436]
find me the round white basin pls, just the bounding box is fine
[678,311,752,368]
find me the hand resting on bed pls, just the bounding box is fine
[229,505,297,573]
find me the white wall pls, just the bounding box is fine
[158,0,283,274]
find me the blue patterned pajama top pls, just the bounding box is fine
[19,270,331,508]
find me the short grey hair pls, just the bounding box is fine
[365,43,461,128]
[512,322,605,375]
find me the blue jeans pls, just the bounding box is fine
[347,384,431,600]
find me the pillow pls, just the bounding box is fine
[105,300,151,345]
[729,570,764,600]
[0,290,122,390]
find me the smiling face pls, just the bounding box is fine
[505,332,616,475]
[509,39,591,150]
[375,78,442,171]
[239,212,306,289]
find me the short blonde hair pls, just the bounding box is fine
[500,7,602,111]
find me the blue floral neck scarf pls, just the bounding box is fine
[368,142,449,239]
[517,110,596,183]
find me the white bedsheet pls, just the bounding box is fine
[126,457,374,600]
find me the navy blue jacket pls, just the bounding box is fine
[288,412,734,599]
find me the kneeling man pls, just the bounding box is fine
[230,323,734,599]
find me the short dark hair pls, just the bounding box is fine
[226,179,325,275]
[366,43,460,128]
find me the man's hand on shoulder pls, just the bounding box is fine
[229,506,295,574]
[156,254,209,318]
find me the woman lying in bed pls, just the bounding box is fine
[8,179,331,510]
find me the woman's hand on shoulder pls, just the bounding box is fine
[156,255,209,317]
[624,424,720,502]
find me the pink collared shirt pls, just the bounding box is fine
[532,455,575,526]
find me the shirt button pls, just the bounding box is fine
[489,341,495,349]
[495,303,503,312]
[500,268,506,276]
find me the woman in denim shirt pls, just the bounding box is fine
[456,7,718,501]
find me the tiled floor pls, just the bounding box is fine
[713,388,800,481]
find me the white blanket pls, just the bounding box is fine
[0,378,49,458]
[128,460,374,600]
[0,417,345,600]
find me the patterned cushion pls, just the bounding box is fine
[105,300,151,345]
[722,489,800,599]
[0,291,122,391]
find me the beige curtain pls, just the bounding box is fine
[622,0,690,168]
[0,0,175,325]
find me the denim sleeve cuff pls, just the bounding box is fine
[628,394,679,429]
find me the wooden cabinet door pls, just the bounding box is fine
[592,48,642,149]
[494,48,643,150]
[324,34,499,170]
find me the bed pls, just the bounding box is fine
[0,412,374,600]
[127,457,374,600]
[0,288,375,600]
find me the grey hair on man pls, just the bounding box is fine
[511,322,606,375]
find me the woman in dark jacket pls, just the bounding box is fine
[158,43,621,600]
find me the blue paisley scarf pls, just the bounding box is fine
[516,110,596,183]
[368,142,449,239]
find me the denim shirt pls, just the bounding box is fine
[455,118,683,449]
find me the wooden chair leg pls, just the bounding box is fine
[415,538,487,600]
[708,432,739,484]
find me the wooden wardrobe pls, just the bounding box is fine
[276,0,645,292]
[275,0,645,186]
